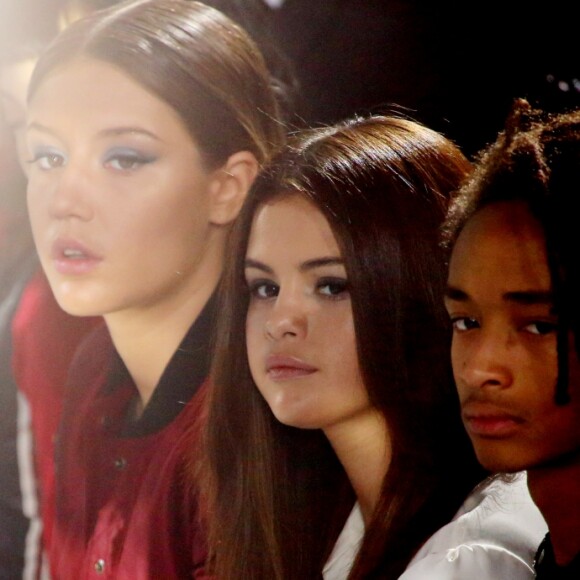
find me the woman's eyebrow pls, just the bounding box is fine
[245,258,273,274]
[245,256,344,274]
[26,121,57,136]
[97,126,162,141]
[300,257,344,272]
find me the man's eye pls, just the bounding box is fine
[451,317,479,331]
[524,321,558,335]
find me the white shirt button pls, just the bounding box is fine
[114,457,127,470]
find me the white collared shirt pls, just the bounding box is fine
[323,473,548,579]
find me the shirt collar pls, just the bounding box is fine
[103,291,217,437]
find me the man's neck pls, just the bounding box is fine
[527,454,580,566]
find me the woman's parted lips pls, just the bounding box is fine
[51,237,102,261]
[265,354,318,378]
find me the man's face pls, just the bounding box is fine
[445,200,580,473]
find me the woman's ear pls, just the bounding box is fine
[209,151,259,226]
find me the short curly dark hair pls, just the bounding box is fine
[442,97,580,405]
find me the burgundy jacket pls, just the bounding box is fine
[9,267,100,577]
[50,298,215,579]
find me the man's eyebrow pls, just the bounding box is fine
[445,285,554,306]
[503,290,554,305]
[444,286,468,301]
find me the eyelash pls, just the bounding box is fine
[247,279,279,300]
[316,277,349,300]
[102,149,156,172]
[28,149,66,170]
[523,321,558,335]
[27,148,156,172]
[450,317,479,332]
[246,277,349,301]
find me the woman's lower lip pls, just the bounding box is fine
[53,256,101,275]
[267,367,316,381]
[464,416,521,437]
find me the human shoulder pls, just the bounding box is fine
[399,473,548,579]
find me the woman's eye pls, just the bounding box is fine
[248,279,279,299]
[523,321,558,335]
[451,317,479,332]
[103,149,155,172]
[317,277,348,299]
[29,150,66,170]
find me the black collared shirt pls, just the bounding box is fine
[103,290,216,437]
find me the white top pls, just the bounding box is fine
[323,502,365,580]
[323,473,548,580]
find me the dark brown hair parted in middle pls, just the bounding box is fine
[203,114,487,579]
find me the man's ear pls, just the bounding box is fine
[209,151,259,226]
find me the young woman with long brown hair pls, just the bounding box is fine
[203,114,547,578]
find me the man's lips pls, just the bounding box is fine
[462,402,524,437]
[265,355,317,381]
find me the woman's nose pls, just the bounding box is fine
[46,163,95,221]
[264,292,308,342]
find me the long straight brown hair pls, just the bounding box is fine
[202,114,487,578]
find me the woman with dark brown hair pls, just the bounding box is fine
[24,0,285,577]
[203,114,547,578]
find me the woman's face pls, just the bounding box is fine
[26,58,224,318]
[245,195,371,434]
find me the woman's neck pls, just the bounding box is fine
[104,273,218,409]
[324,409,391,525]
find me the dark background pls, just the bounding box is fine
[1,0,578,159]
